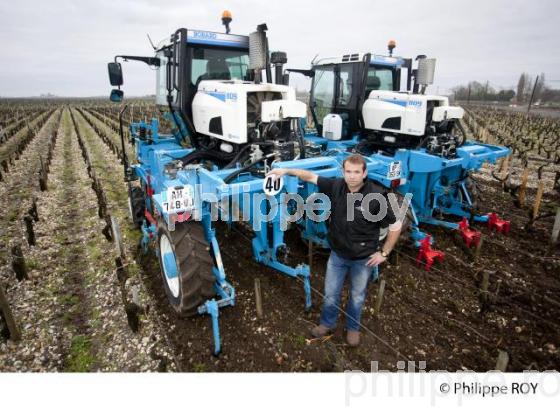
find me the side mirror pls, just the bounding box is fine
[110,89,124,102]
[108,62,123,86]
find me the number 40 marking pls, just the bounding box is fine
[263,175,283,196]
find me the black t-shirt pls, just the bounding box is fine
[317,176,397,260]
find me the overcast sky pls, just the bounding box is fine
[0,0,558,97]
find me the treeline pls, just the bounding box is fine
[452,81,514,102]
[452,72,560,104]
[516,73,560,103]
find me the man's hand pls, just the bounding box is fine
[266,168,288,180]
[265,168,318,185]
[366,251,386,267]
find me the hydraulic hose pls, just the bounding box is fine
[296,119,306,159]
[223,154,274,184]
[224,145,252,169]
[179,148,235,166]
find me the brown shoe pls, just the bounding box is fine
[346,330,360,346]
[311,324,332,338]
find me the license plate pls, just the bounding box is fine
[387,161,402,179]
[162,186,194,213]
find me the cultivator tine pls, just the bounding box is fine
[457,217,482,248]
[487,213,511,234]
[198,299,221,356]
[416,235,445,271]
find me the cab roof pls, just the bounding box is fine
[313,53,404,68]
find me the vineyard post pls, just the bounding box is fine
[480,270,491,305]
[527,75,539,114]
[495,350,509,371]
[374,279,386,317]
[499,155,510,175]
[551,207,560,246]
[474,236,484,260]
[532,180,545,220]
[254,278,263,319]
[518,167,530,207]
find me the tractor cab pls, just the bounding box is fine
[307,53,405,138]
[153,29,252,128]
[108,27,254,147]
[108,16,306,167]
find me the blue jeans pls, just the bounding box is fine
[319,251,378,332]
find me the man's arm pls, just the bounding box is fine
[266,168,319,185]
[366,222,402,267]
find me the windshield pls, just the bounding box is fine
[191,47,250,86]
[365,66,394,94]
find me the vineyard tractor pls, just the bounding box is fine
[288,42,511,253]
[107,14,510,354]
[108,14,321,355]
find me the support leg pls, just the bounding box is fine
[202,299,221,356]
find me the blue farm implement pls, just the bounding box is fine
[107,14,510,355]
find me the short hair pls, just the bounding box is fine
[343,154,367,172]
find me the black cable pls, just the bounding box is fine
[224,144,252,169]
[296,120,306,159]
[223,156,268,184]
[179,147,235,166]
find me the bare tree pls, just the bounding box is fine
[517,73,527,104]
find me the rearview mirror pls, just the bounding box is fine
[108,62,123,86]
[110,89,123,102]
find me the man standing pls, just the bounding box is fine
[267,154,402,346]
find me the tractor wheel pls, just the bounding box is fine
[157,222,216,317]
[128,185,145,229]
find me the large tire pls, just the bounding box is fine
[157,222,216,317]
[128,186,145,229]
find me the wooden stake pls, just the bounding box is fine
[499,155,510,176]
[480,270,490,304]
[374,279,386,316]
[550,207,560,246]
[0,285,21,341]
[110,216,125,260]
[532,180,545,220]
[495,350,509,371]
[473,236,484,260]
[518,167,530,207]
[254,278,263,319]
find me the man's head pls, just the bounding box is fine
[343,154,368,191]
